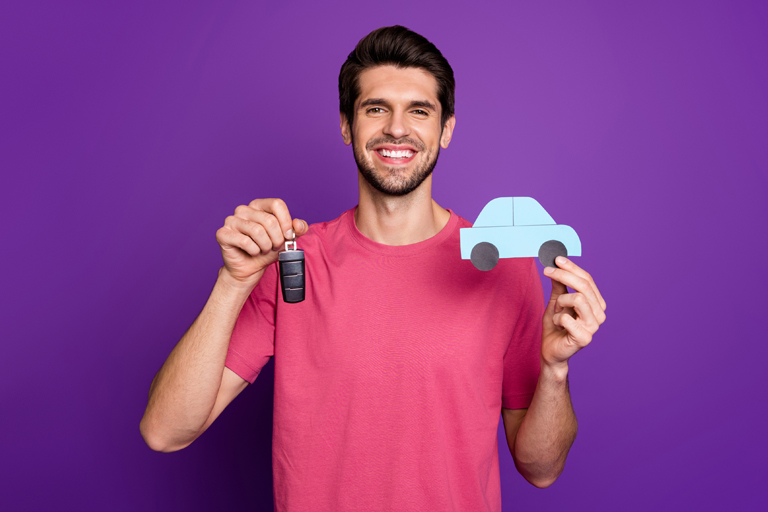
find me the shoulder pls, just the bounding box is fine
[295,208,352,251]
[444,208,473,231]
[453,212,473,230]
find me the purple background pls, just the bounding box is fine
[2,1,767,510]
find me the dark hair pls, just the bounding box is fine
[339,25,455,128]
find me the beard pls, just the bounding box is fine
[353,135,440,197]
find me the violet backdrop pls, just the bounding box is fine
[2,1,767,510]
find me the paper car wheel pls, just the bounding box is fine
[538,240,567,268]
[470,242,499,271]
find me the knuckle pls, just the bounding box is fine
[573,293,586,306]
[264,215,279,230]
[271,198,285,210]
[234,205,249,217]
[241,235,256,249]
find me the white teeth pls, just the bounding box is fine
[379,149,414,158]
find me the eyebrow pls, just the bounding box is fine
[408,100,437,111]
[359,98,437,111]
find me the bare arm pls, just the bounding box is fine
[140,272,253,452]
[503,257,606,487]
[139,198,307,452]
[502,363,576,488]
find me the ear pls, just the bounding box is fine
[440,115,456,149]
[340,112,352,146]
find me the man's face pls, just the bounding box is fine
[341,65,455,196]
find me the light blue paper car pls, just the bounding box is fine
[460,197,581,271]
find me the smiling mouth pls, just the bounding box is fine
[374,148,417,164]
[376,148,414,159]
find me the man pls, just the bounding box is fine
[140,25,606,511]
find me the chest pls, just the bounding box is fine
[273,253,523,387]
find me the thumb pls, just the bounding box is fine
[549,275,568,299]
[292,218,309,237]
[545,276,568,316]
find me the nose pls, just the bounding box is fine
[383,110,410,139]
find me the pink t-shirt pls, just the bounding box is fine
[225,208,544,512]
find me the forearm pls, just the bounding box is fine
[512,360,578,488]
[140,268,256,451]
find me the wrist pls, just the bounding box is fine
[217,267,262,295]
[540,358,569,384]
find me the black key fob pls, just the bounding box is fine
[279,239,305,303]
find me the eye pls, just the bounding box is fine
[412,109,429,116]
[366,107,385,114]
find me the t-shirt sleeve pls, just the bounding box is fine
[225,263,278,383]
[502,259,545,409]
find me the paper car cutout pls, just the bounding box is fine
[460,197,582,271]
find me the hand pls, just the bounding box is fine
[541,257,607,369]
[215,198,308,289]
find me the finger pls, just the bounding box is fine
[548,273,568,297]
[550,305,576,324]
[551,307,573,329]
[554,257,607,311]
[249,198,294,239]
[292,218,309,237]
[232,207,286,250]
[556,293,602,331]
[544,265,601,311]
[216,226,262,257]
[548,267,605,326]
[556,313,593,348]
[224,215,275,254]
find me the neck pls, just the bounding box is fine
[354,173,451,246]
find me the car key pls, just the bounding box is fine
[278,236,305,303]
